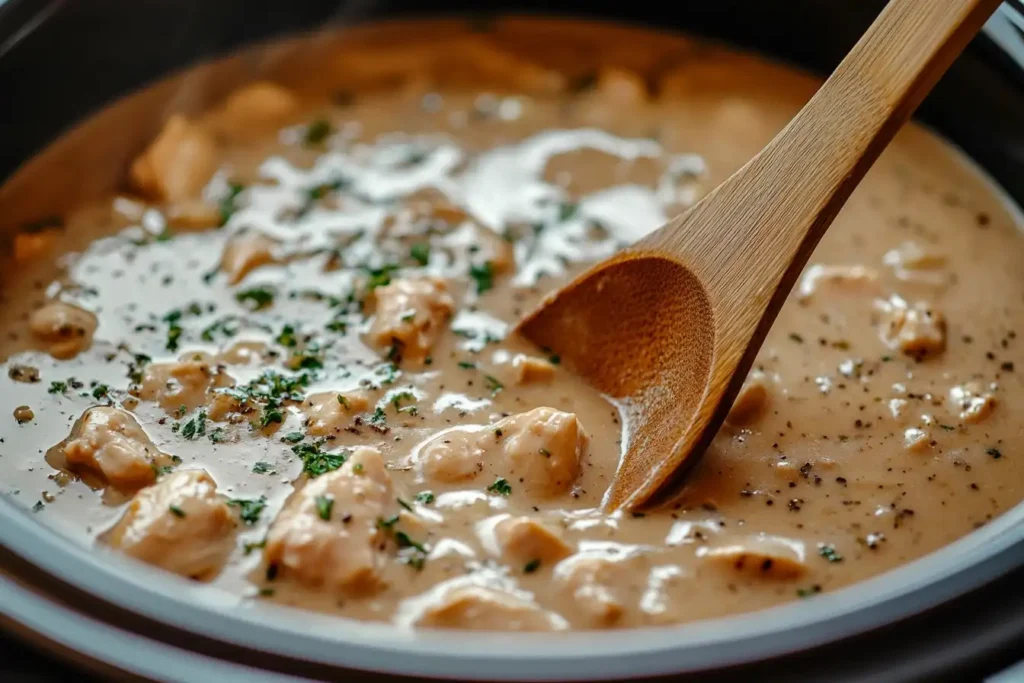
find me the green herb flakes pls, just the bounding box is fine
[469,261,494,294]
[228,496,266,525]
[487,477,512,496]
[315,495,334,521]
[410,243,430,266]
[304,119,333,146]
[817,543,843,563]
[236,286,275,311]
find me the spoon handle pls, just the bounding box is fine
[650,0,1002,319]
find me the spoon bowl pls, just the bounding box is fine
[519,252,717,509]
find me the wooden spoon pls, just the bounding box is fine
[517,0,1003,511]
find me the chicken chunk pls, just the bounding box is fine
[493,407,586,498]
[416,426,486,484]
[494,516,572,566]
[949,383,996,424]
[264,447,394,595]
[218,341,267,366]
[14,228,60,262]
[104,469,236,580]
[883,241,948,285]
[512,354,556,385]
[463,224,515,275]
[554,555,628,627]
[130,115,217,202]
[220,232,279,285]
[577,68,648,127]
[164,198,221,230]
[413,584,566,631]
[797,264,880,301]
[136,360,216,413]
[301,391,370,437]
[876,295,946,358]
[62,407,167,491]
[698,534,807,579]
[726,370,769,425]
[369,277,454,363]
[903,427,933,452]
[205,81,300,139]
[29,302,97,360]
[415,408,586,496]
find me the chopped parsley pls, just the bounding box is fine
[228,496,266,525]
[458,361,476,369]
[91,384,109,400]
[523,559,541,574]
[487,477,512,496]
[236,286,275,311]
[181,411,207,440]
[483,374,504,396]
[818,543,843,563]
[469,261,494,294]
[243,539,266,555]
[352,463,365,474]
[258,407,284,430]
[48,381,67,394]
[200,316,239,342]
[797,585,822,598]
[369,406,387,427]
[315,495,334,521]
[219,182,245,226]
[208,427,227,443]
[127,354,151,384]
[939,424,956,431]
[395,531,427,553]
[377,514,400,530]
[252,461,272,474]
[282,431,304,444]
[390,391,418,415]
[304,119,333,146]
[397,497,414,511]
[558,202,579,221]
[362,264,399,293]
[293,440,349,477]
[394,530,429,570]
[276,324,298,348]
[168,505,186,518]
[410,243,430,266]
[415,491,435,505]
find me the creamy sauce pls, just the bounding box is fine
[1,20,1023,631]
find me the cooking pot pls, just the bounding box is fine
[1,1,1024,680]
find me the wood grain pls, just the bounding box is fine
[518,0,1003,511]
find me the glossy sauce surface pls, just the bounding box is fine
[1,20,1022,630]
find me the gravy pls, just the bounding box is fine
[1,20,1022,631]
